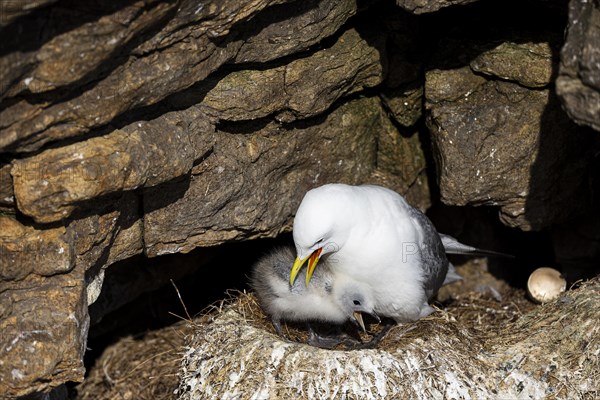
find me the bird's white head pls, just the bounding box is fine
[290,184,353,286]
[335,280,379,333]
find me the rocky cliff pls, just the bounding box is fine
[1,0,599,397]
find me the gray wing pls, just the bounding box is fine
[406,207,449,299]
[440,233,514,258]
[443,262,463,285]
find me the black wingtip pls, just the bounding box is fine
[446,249,515,258]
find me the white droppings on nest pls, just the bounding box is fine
[444,371,471,400]
[178,283,600,400]
[359,355,388,397]
[178,307,405,399]
[498,370,549,399]
[179,303,480,399]
[269,341,287,366]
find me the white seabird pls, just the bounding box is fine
[289,183,506,323]
[250,246,378,348]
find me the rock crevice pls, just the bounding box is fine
[0,0,599,397]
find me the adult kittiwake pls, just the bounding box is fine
[289,183,507,323]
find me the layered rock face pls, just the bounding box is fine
[424,26,594,231]
[556,0,600,132]
[0,0,599,397]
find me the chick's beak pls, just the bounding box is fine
[353,312,366,333]
[351,310,380,333]
[289,247,323,286]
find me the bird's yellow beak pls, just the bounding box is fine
[290,247,323,286]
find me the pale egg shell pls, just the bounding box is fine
[527,267,567,304]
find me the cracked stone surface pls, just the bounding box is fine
[424,26,597,231]
[556,0,600,132]
[1,0,599,397]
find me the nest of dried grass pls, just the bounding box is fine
[76,321,194,400]
[177,277,600,399]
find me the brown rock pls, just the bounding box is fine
[143,96,429,256]
[0,0,358,153]
[395,0,479,14]
[0,269,88,398]
[470,41,555,88]
[68,192,143,270]
[201,27,385,122]
[0,0,59,27]
[2,1,174,98]
[426,69,593,230]
[233,0,358,63]
[0,197,144,397]
[377,6,423,127]
[11,107,211,223]
[376,125,427,194]
[0,163,14,211]
[0,216,74,281]
[0,28,229,153]
[0,192,142,282]
[556,0,600,132]
[425,26,595,231]
[425,67,487,103]
[381,86,423,128]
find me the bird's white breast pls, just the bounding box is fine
[329,186,429,320]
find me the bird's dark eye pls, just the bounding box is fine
[314,238,324,246]
[353,300,361,305]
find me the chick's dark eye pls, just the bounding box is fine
[353,300,361,305]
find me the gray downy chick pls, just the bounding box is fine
[250,246,378,348]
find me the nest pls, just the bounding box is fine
[177,278,600,399]
[76,321,194,400]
